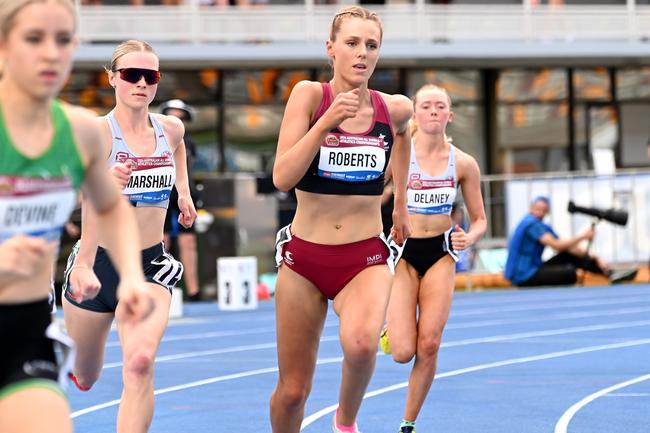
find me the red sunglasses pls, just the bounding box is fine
[114,68,161,85]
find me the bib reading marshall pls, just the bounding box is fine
[407,142,458,215]
[0,101,85,243]
[106,111,175,208]
[297,82,394,196]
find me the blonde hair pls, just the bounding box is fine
[0,0,75,37]
[107,39,157,72]
[410,84,453,142]
[329,6,383,43]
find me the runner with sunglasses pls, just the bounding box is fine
[62,40,197,433]
[0,5,153,433]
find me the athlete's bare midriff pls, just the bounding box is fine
[99,206,166,251]
[291,189,383,245]
[0,245,57,304]
[409,213,452,239]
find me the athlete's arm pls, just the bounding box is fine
[160,114,196,229]
[67,117,111,301]
[70,107,150,320]
[386,94,413,245]
[273,81,360,192]
[454,152,487,249]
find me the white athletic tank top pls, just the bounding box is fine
[406,141,457,215]
[106,111,175,209]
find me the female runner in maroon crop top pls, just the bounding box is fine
[270,6,413,433]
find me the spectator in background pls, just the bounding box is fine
[504,196,635,287]
[160,99,201,301]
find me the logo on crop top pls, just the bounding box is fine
[378,133,390,150]
[116,152,129,163]
[162,150,173,159]
[325,134,339,147]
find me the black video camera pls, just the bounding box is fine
[567,201,628,226]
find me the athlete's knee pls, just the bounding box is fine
[71,370,99,390]
[416,332,442,361]
[275,380,311,409]
[343,334,378,365]
[123,349,155,381]
[391,345,416,364]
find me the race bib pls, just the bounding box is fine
[317,134,386,182]
[120,156,175,203]
[0,175,76,242]
[407,177,456,215]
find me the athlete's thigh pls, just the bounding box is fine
[0,388,71,433]
[274,265,328,383]
[116,282,171,354]
[418,255,456,336]
[62,297,114,369]
[385,260,420,353]
[334,264,393,341]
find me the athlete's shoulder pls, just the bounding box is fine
[60,103,103,144]
[287,80,324,105]
[284,80,326,121]
[454,146,481,176]
[151,112,185,144]
[376,91,413,128]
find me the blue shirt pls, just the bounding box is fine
[504,214,557,285]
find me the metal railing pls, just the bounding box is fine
[76,4,650,44]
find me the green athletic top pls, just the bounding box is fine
[0,100,85,242]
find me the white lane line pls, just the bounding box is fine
[102,336,339,369]
[453,295,650,317]
[300,339,650,430]
[446,306,650,330]
[554,373,650,433]
[106,320,650,370]
[106,327,275,348]
[71,356,345,418]
[442,320,650,348]
[73,331,650,419]
[104,321,339,348]
[99,319,650,370]
[102,303,650,350]
[452,287,650,307]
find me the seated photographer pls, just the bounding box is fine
[504,196,634,287]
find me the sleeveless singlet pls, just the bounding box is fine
[106,111,175,208]
[407,141,457,215]
[296,82,394,196]
[0,100,85,243]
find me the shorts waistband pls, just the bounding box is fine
[97,242,165,262]
[290,232,384,252]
